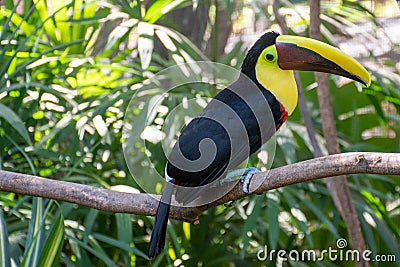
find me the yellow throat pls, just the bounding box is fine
[255,45,298,115]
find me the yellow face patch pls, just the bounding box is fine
[255,45,298,115]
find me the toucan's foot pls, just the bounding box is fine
[239,167,259,194]
[219,169,244,185]
[224,200,237,207]
[222,167,260,193]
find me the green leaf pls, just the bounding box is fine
[83,209,99,244]
[37,212,65,267]
[93,233,148,259]
[240,195,263,258]
[0,103,32,145]
[369,211,400,264]
[282,190,313,246]
[144,0,188,24]
[7,39,83,81]
[116,213,132,245]
[356,207,377,258]
[35,114,73,149]
[4,133,36,174]
[167,222,181,259]
[22,198,44,267]
[32,0,57,42]
[266,194,280,250]
[0,210,11,267]
[182,222,190,241]
[138,22,154,69]
[0,7,35,35]
[4,0,13,9]
[116,213,133,265]
[300,195,340,239]
[67,235,118,267]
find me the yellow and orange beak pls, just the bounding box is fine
[276,35,371,86]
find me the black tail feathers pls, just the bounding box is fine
[148,201,170,258]
[148,180,174,258]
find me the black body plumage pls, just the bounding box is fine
[149,31,283,258]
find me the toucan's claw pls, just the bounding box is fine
[223,167,259,193]
[224,200,237,207]
[222,167,259,206]
[239,167,259,194]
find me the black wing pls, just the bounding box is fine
[166,74,279,190]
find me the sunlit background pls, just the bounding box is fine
[0,0,399,266]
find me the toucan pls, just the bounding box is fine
[148,31,370,258]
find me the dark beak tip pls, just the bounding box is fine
[353,75,369,87]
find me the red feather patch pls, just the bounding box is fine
[275,103,288,130]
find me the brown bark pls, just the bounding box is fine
[272,0,323,157]
[0,152,398,225]
[309,1,367,266]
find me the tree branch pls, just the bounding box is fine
[273,0,323,157]
[309,1,367,264]
[0,152,399,223]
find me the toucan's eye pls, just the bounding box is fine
[266,53,275,61]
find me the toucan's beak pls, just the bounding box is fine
[276,35,371,87]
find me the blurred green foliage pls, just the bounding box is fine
[0,0,399,266]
